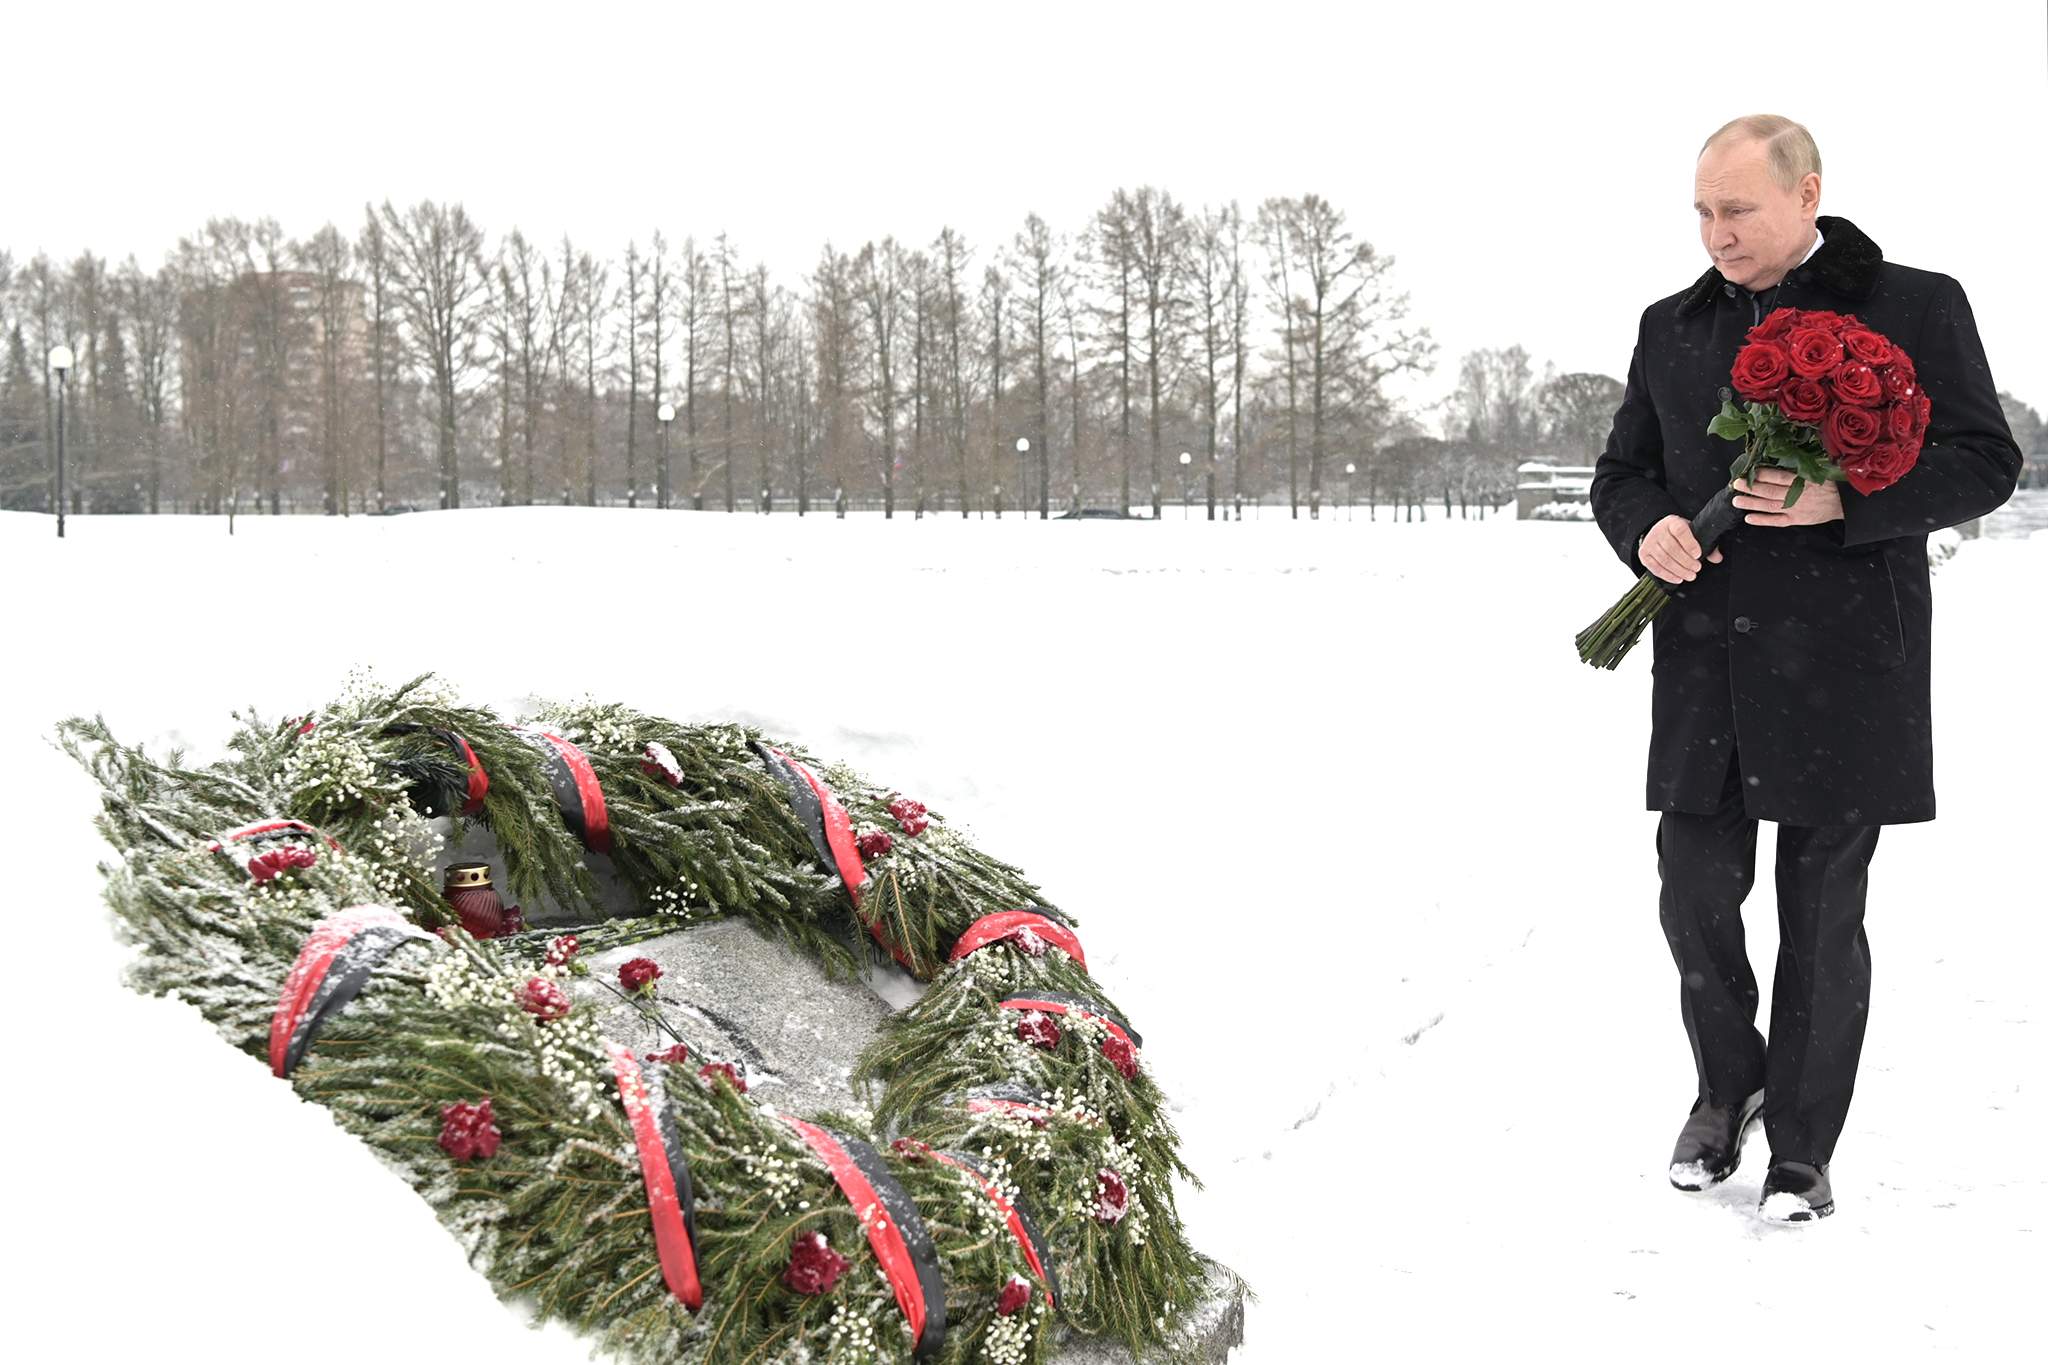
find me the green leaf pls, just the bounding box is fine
[1708,413,1748,443]
[1781,475,1806,509]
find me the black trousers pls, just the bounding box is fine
[1656,744,1882,1167]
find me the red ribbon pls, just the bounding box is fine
[606,1042,703,1310]
[268,906,412,1076]
[514,726,612,854]
[767,747,868,903]
[948,911,1087,971]
[783,1117,935,1351]
[442,730,490,816]
[997,995,1141,1052]
[927,1152,1055,1308]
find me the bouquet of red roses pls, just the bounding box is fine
[1576,307,1930,669]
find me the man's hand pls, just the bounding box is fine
[1732,466,1845,527]
[1641,514,1722,584]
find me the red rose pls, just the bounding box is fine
[1821,404,1882,459]
[1841,441,1912,496]
[1841,326,1895,367]
[857,828,894,859]
[1730,341,1791,401]
[520,977,571,1021]
[1776,377,1829,426]
[1015,1010,1062,1050]
[619,957,662,995]
[1786,326,1844,379]
[1830,361,1884,407]
[1101,1033,1139,1081]
[1749,308,1801,343]
[782,1231,851,1296]
[1885,402,1917,444]
[1093,1168,1130,1224]
[644,1042,689,1065]
[899,812,930,837]
[248,845,318,882]
[438,1099,502,1161]
[544,934,580,966]
[1913,392,1932,435]
[1877,361,1917,402]
[996,1274,1032,1316]
[699,1061,747,1093]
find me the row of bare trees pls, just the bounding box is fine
[2,188,1668,523]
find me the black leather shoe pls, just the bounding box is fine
[1758,1159,1834,1222]
[1667,1086,1765,1190]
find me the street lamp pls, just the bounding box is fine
[49,345,73,538]
[1206,449,1218,521]
[993,482,1003,519]
[1015,438,1031,521]
[1178,451,1191,519]
[657,401,674,510]
[1345,461,1356,521]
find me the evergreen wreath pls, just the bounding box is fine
[57,670,1225,1364]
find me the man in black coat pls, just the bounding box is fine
[1588,114,2023,1223]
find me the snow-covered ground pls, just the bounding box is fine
[3,502,2040,1362]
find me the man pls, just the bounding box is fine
[1588,114,2023,1223]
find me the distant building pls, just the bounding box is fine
[1516,461,1594,519]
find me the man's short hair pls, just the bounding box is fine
[1700,115,1822,192]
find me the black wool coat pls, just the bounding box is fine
[1588,214,2024,825]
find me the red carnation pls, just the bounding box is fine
[885,794,927,822]
[699,1061,747,1093]
[619,957,662,995]
[1008,926,1048,957]
[891,1136,934,1161]
[520,977,571,1021]
[1822,403,1883,459]
[639,740,684,787]
[783,1230,852,1296]
[1830,361,1884,407]
[1015,1010,1062,1050]
[644,1042,689,1065]
[1102,1032,1139,1081]
[1786,325,1844,378]
[1776,377,1829,425]
[1729,341,1790,402]
[544,934,580,967]
[248,845,318,883]
[501,905,525,935]
[1841,325,1895,367]
[1093,1168,1130,1224]
[857,828,894,859]
[438,1099,502,1161]
[997,1274,1032,1316]
[899,812,930,837]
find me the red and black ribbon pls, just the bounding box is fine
[206,817,344,878]
[511,725,611,854]
[997,991,1143,1050]
[438,729,490,816]
[269,906,433,1077]
[929,1149,1058,1310]
[949,910,1088,971]
[606,1042,703,1309]
[750,741,868,902]
[784,1117,946,1358]
[963,1081,1104,1129]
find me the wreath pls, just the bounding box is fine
[59,671,1233,1363]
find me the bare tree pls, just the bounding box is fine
[930,227,973,516]
[646,231,672,507]
[857,238,906,517]
[620,239,644,507]
[715,232,743,513]
[1014,213,1062,517]
[1127,186,1190,518]
[295,225,358,514]
[378,199,488,509]
[356,207,396,512]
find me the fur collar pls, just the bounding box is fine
[1675,213,1884,317]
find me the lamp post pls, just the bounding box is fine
[657,402,674,510]
[1178,451,1191,519]
[994,482,1003,519]
[1015,438,1031,520]
[49,345,73,538]
[1345,461,1356,521]
[1206,449,1218,521]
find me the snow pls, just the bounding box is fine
[3,502,2042,1362]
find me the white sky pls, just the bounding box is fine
[11,0,2046,420]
